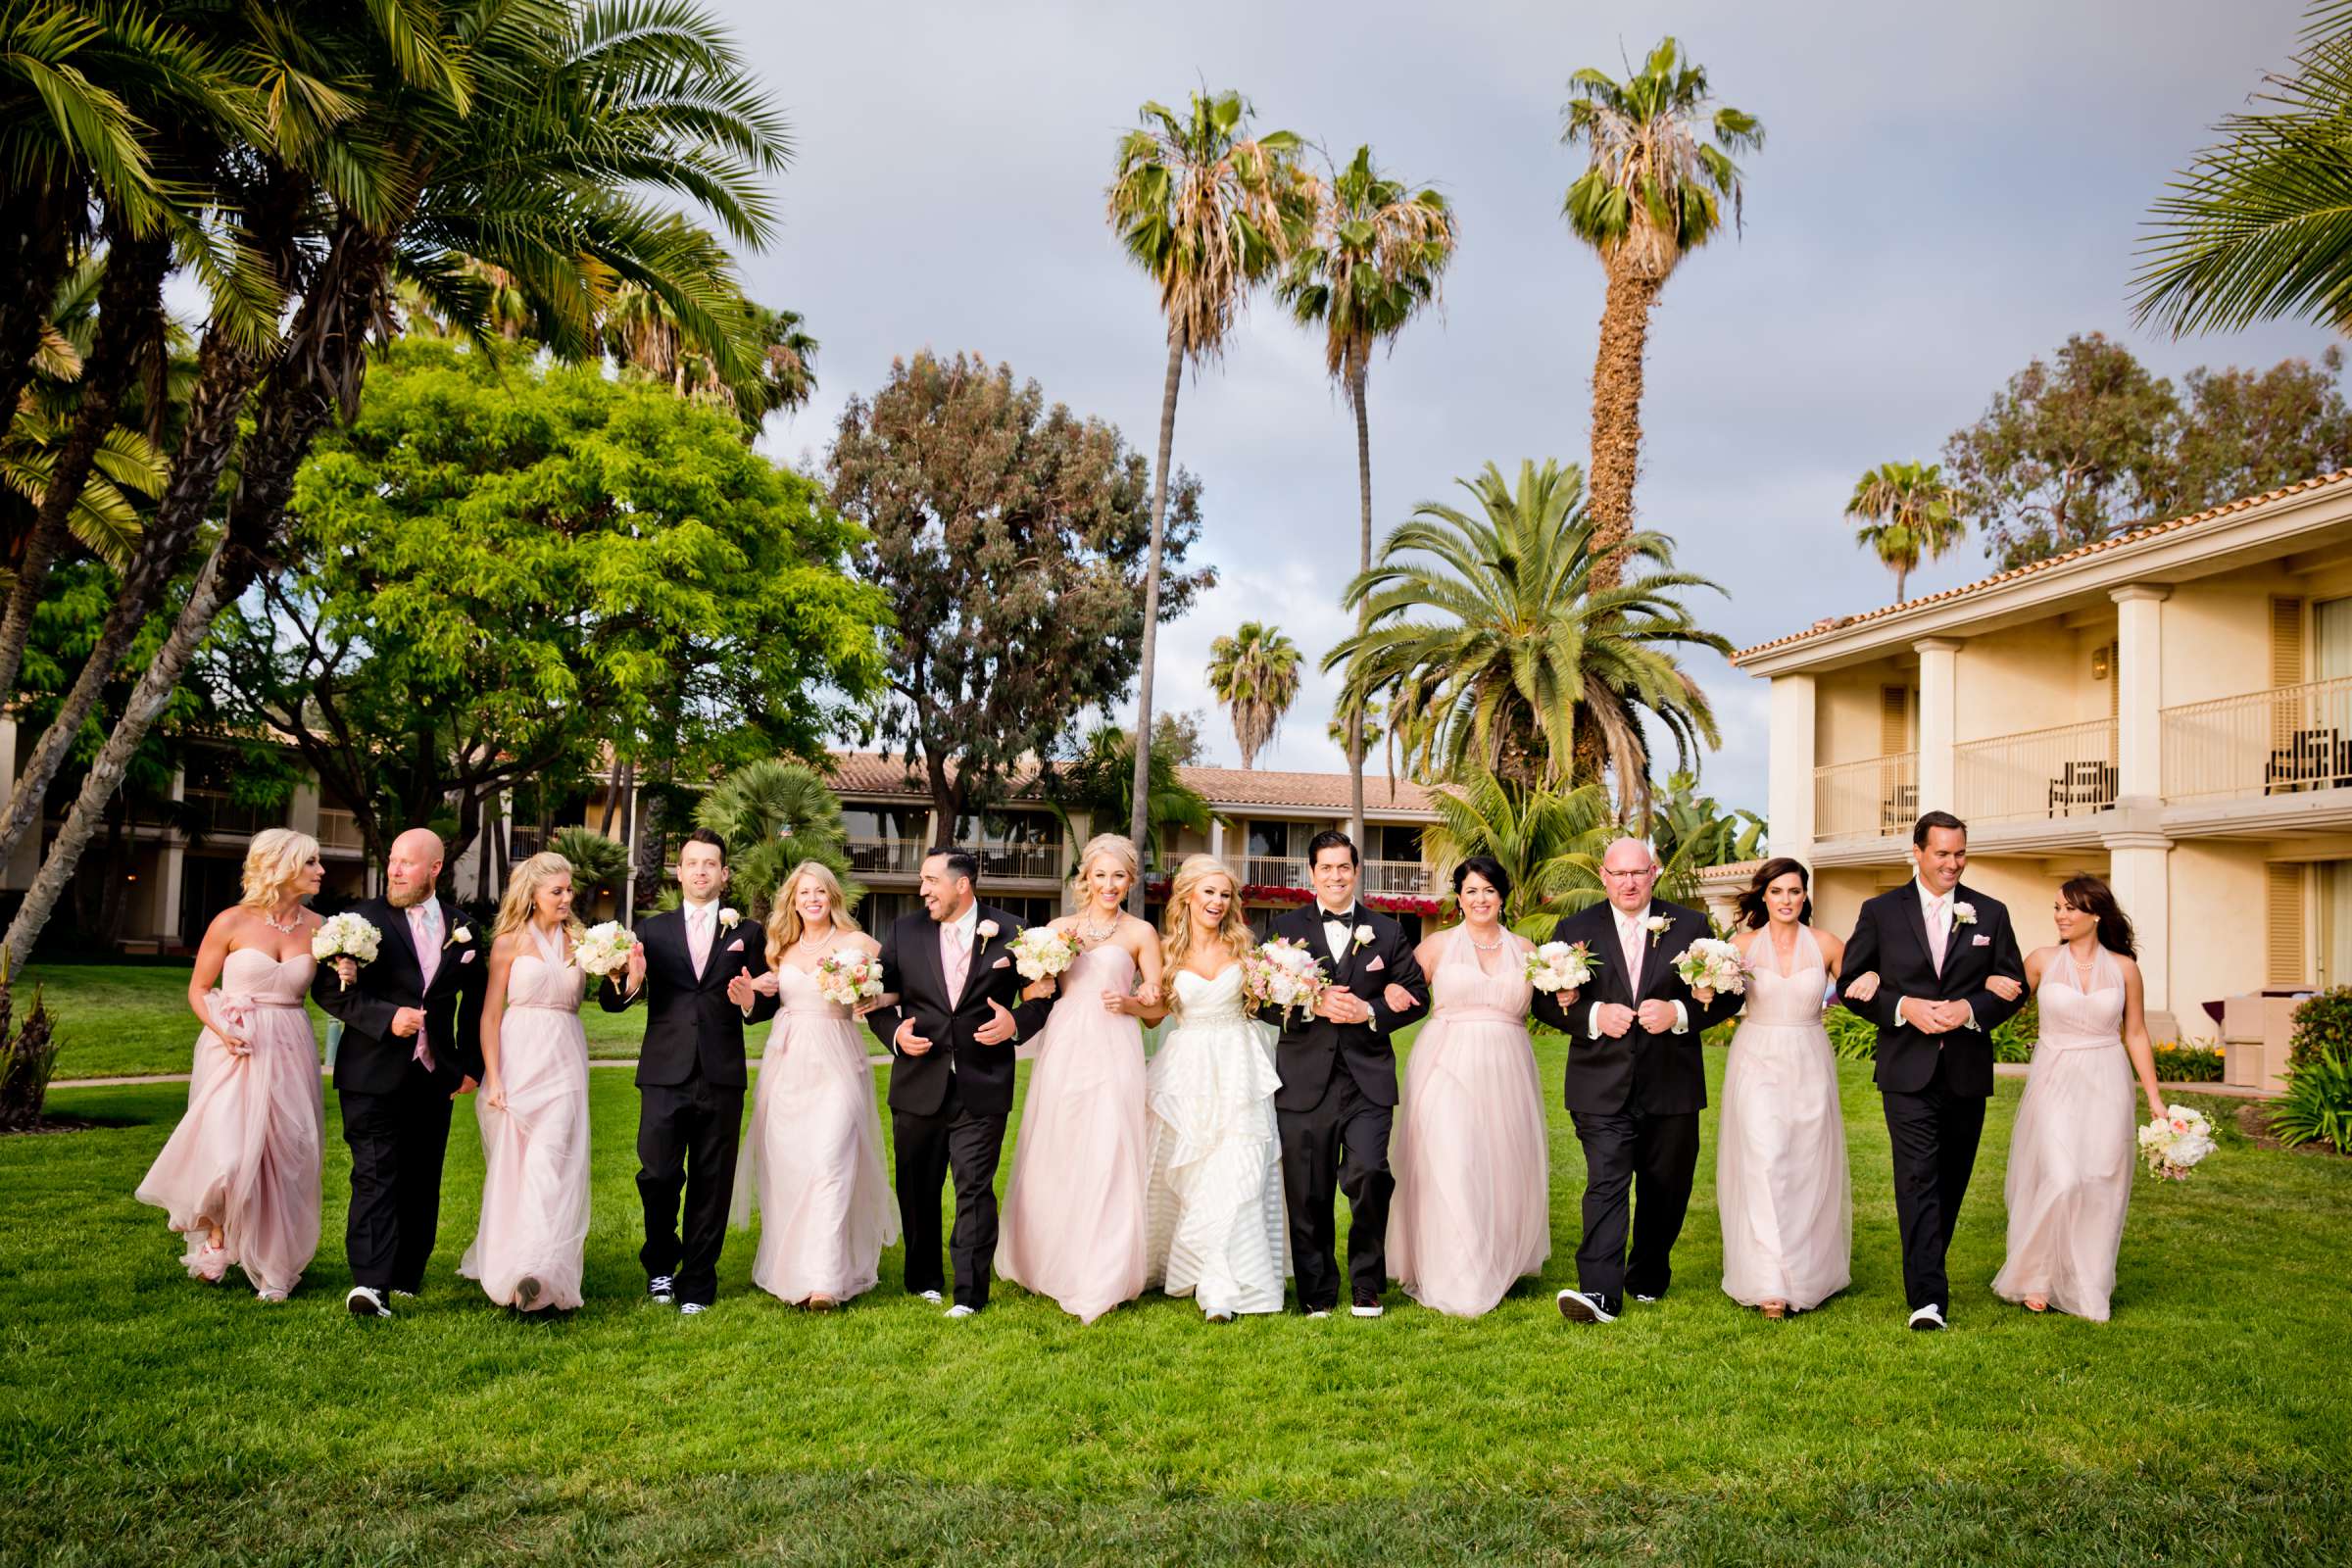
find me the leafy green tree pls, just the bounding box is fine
[829,350,1210,836]
[1152,708,1207,767]
[692,760,858,916]
[1648,769,1765,872]
[1042,724,1211,874]
[1847,461,1963,604]
[549,826,629,912]
[1327,459,1728,820]
[1206,620,1300,770]
[1421,767,1615,937]
[1281,144,1456,840]
[1560,37,1763,592]
[2172,348,2352,509]
[1107,87,1313,885]
[198,339,885,884]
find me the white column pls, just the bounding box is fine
[1915,638,1962,815]
[2104,831,2177,1039]
[1209,816,1225,861]
[157,766,187,944]
[2112,584,2170,805]
[0,714,29,890]
[1766,673,1817,861]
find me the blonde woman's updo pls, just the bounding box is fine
[1159,854,1252,1004]
[766,859,860,965]
[494,851,585,943]
[238,827,321,913]
[1070,833,1142,902]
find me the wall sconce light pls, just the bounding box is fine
[2091,646,2111,680]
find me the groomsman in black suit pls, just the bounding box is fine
[312,827,489,1319]
[863,848,1052,1317]
[1532,836,1743,1325]
[599,828,778,1314]
[1256,830,1429,1318]
[1839,810,2027,1331]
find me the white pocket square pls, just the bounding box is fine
[460,950,476,964]
[726,937,745,952]
[1366,956,1386,971]
[991,956,1010,969]
[1971,934,1990,947]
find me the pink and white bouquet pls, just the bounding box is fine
[2137,1103,2217,1180]
[311,912,382,991]
[1008,924,1083,983]
[573,921,636,979]
[1244,936,1330,1027]
[1671,937,1749,998]
[1526,940,1595,995]
[815,949,887,1008]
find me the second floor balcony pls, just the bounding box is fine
[2165,675,2352,802]
[1957,718,2119,824]
[1239,855,1430,895]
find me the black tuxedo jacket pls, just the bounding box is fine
[311,895,489,1097]
[1252,902,1430,1114]
[865,905,1051,1118]
[597,905,777,1089]
[1527,898,1743,1116]
[1840,880,2027,1097]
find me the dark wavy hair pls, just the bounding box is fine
[2058,873,2136,958]
[1737,857,1813,931]
[1451,855,1512,906]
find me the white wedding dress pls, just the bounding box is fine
[1143,963,1289,1316]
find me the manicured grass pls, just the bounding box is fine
[3,1041,2345,1563]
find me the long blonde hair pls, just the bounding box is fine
[494,852,586,945]
[239,827,321,913]
[1159,855,1251,1002]
[1069,832,1141,911]
[766,860,860,964]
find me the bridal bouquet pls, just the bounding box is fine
[1526,940,1595,995]
[311,912,382,991]
[2138,1103,2217,1180]
[1671,937,1749,998]
[1244,936,1330,1027]
[815,949,886,1008]
[1008,924,1083,983]
[573,922,636,979]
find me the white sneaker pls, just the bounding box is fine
[1305,1309,1332,1319]
[1350,1302,1385,1319]
[1556,1288,1616,1325]
[346,1286,389,1318]
[391,1290,417,1301]
[1633,1294,1660,1304]
[647,1275,675,1305]
[944,1303,977,1319]
[918,1290,944,1305]
[1908,1303,1946,1332]
[679,1301,709,1317]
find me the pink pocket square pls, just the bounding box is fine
[460,950,476,964]
[1972,934,1990,947]
[992,956,1010,969]
[726,937,745,952]
[1366,956,1386,972]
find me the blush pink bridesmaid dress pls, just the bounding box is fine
[460,923,591,1311]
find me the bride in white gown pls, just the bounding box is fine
[1116,855,1287,1320]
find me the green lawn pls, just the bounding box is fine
[4,1036,2344,1564]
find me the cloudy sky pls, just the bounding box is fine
[724,0,2332,811]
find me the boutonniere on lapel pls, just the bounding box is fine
[976,919,1000,943]
[445,925,472,951]
[1350,923,1375,955]
[1643,914,1671,949]
[1950,903,1977,927]
[718,906,741,932]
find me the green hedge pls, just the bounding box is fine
[2151,1044,2225,1083]
[2273,1048,2352,1154]
[2288,987,2352,1071]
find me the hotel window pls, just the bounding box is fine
[2322,862,2352,990]
[1246,821,1292,859]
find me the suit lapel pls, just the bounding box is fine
[376,900,424,992]
[1895,884,1935,984]
[956,906,1003,1008]
[1592,906,1637,1003]
[1325,905,1361,986]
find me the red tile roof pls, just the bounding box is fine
[823,751,1434,815]
[1729,469,2352,665]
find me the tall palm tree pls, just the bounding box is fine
[1560,37,1763,592]
[2134,1,2352,334]
[693,759,858,915]
[1847,460,1962,604]
[1326,459,1729,822]
[1282,143,1457,845]
[1106,88,1313,900]
[1205,619,1301,769]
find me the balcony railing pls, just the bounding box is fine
[1362,858,1431,895]
[1242,855,1307,888]
[1815,753,1917,842]
[1238,856,1427,895]
[2164,675,2352,801]
[1955,718,2119,823]
[847,837,927,875]
[317,808,365,852]
[973,842,1060,881]
[182,788,284,838]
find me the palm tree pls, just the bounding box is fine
[1847,461,1963,604]
[693,760,858,916]
[1044,723,1212,876]
[1560,37,1763,591]
[1106,87,1313,899]
[1281,144,1457,845]
[1205,620,1301,769]
[1326,459,1729,822]
[1421,766,1616,937]
[2134,1,2352,334]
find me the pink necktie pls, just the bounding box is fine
[408,904,439,1070]
[688,906,713,978]
[942,922,970,1000]
[1926,898,1947,975]
[1621,917,1643,992]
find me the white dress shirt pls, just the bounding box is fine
[1904,878,1979,1031]
[1316,902,1381,1032]
[1591,903,1689,1038]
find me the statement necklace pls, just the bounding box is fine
[261,906,303,935]
[1079,911,1120,947]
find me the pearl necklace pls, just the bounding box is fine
[1468,927,1506,952]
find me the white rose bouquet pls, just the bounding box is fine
[311,912,383,991]
[1244,936,1330,1027]
[573,922,636,979]
[1671,937,1749,999]
[1008,924,1083,983]
[1526,940,1595,995]
[2137,1103,2217,1180]
[815,950,887,1008]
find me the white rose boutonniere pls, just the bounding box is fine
[1352,923,1375,953]
[718,906,741,931]
[1643,914,1671,948]
[977,919,1000,942]
[1951,902,1977,927]
[447,926,471,949]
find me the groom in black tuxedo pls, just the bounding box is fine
[864,847,1051,1317]
[312,826,488,1319]
[599,828,777,1313]
[1532,836,1743,1325]
[1840,810,2026,1331]
[1256,830,1429,1318]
